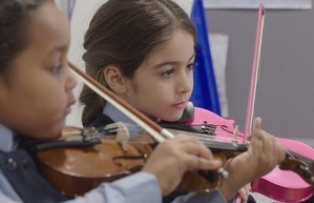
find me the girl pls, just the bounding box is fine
[78,0,285,203]
[0,0,267,203]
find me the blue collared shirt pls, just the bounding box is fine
[0,125,23,202]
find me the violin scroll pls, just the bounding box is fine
[279,153,314,185]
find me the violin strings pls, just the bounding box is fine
[228,126,314,166]
[217,124,247,138]
[99,121,250,143]
[107,124,313,165]
[65,123,314,168]
[286,149,313,165]
[213,125,314,166]
[156,129,248,151]
[91,123,314,163]
[166,128,247,143]
[93,123,247,151]
[115,123,247,148]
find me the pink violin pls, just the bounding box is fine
[182,4,314,202]
[184,106,314,203]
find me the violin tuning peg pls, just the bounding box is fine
[300,165,312,179]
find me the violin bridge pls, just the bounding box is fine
[116,123,130,151]
[232,125,238,143]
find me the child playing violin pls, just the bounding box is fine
[0,0,229,202]
[0,1,285,203]
[78,0,286,203]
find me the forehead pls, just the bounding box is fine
[145,30,195,65]
[26,1,70,57]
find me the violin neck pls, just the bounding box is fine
[203,139,247,153]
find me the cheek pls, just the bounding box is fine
[22,79,66,117]
[140,84,169,109]
[128,81,158,107]
[136,80,163,99]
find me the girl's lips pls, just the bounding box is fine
[172,102,186,109]
[65,100,75,115]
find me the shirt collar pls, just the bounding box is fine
[103,103,160,136]
[0,124,16,152]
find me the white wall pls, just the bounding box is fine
[65,0,193,127]
[54,0,69,17]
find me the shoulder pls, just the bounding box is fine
[90,113,115,127]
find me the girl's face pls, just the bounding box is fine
[124,29,195,122]
[0,1,77,139]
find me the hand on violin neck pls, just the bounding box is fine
[141,135,222,196]
[247,117,286,166]
[220,117,286,201]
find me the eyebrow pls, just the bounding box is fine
[153,53,196,69]
[47,45,67,56]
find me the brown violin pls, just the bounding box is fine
[29,124,247,197]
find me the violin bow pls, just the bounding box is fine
[67,61,175,143]
[235,6,266,203]
[240,6,314,194]
[244,4,265,138]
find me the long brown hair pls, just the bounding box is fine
[80,0,196,127]
[0,0,48,83]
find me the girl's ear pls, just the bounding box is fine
[103,66,127,94]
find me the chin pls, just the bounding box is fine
[39,130,62,140]
[161,114,182,122]
[50,131,62,140]
[44,121,65,140]
[28,129,61,141]
[154,109,184,122]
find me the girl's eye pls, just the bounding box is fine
[187,62,198,70]
[161,69,175,77]
[51,64,63,74]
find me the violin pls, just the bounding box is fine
[30,124,246,197]
[68,56,314,201]
[30,61,258,198]
[40,55,310,201]
[161,105,314,203]
[30,125,153,197]
[31,58,313,201]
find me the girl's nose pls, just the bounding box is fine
[177,72,193,94]
[65,63,77,92]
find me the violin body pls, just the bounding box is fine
[184,107,314,203]
[33,127,226,197]
[35,137,152,197]
[251,138,314,202]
